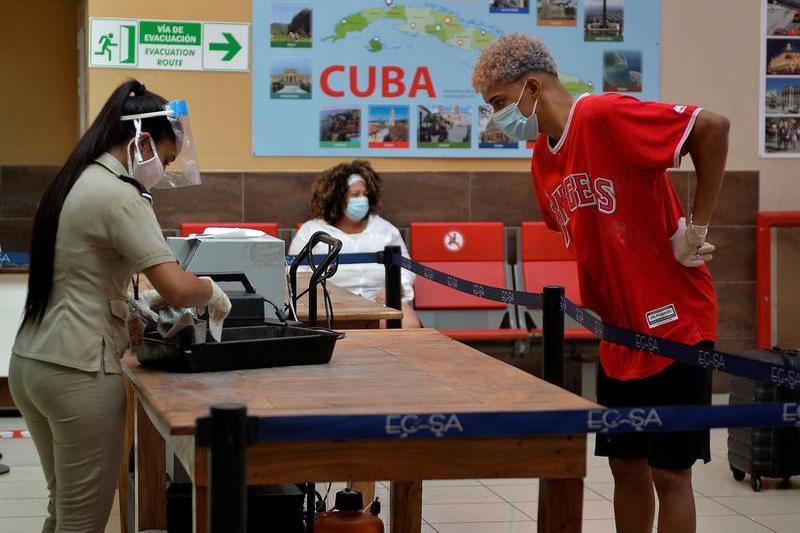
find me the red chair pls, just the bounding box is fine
[410,222,527,343]
[180,222,279,238]
[519,222,596,341]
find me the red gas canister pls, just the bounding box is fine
[315,488,384,533]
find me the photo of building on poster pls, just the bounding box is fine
[766,39,800,75]
[271,3,312,48]
[271,57,312,99]
[418,105,471,149]
[603,50,642,92]
[766,0,800,36]
[585,0,624,41]
[765,116,800,154]
[368,106,410,148]
[766,78,800,115]
[479,105,518,149]
[538,0,577,27]
[490,1,530,14]
[320,107,362,148]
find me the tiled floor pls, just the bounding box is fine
[2,401,799,533]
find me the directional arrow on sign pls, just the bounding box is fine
[209,32,242,61]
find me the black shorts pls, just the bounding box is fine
[594,346,713,470]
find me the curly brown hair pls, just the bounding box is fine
[310,160,382,225]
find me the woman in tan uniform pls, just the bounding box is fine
[9,80,231,533]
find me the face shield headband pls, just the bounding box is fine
[120,99,201,188]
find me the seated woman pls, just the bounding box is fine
[290,160,420,328]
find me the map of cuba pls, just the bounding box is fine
[324,5,495,52]
[323,4,594,95]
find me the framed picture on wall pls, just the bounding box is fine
[761,0,800,158]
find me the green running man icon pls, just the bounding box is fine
[95,33,117,60]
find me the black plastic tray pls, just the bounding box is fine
[137,324,340,373]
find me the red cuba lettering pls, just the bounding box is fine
[350,65,376,98]
[409,66,436,98]
[320,65,345,97]
[382,66,405,98]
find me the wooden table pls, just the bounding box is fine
[123,329,597,533]
[118,276,402,532]
[293,271,403,328]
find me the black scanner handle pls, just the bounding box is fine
[192,272,257,294]
[289,232,342,327]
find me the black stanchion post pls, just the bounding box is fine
[209,404,248,533]
[542,286,566,387]
[383,245,403,329]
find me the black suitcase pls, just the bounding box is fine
[727,347,800,491]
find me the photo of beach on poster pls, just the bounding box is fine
[603,50,641,92]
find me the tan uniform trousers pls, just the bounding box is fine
[9,353,127,533]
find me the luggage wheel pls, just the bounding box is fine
[731,467,745,482]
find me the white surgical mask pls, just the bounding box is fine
[491,81,540,141]
[126,119,166,189]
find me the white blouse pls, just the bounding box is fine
[289,215,415,304]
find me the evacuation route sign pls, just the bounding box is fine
[89,18,249,72]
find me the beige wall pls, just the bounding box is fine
[661,0,798,211]
[0,1,80,165]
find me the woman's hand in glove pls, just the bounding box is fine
[198,278,232,341]
[129,289,165,322]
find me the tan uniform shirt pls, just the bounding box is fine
[13,153,175,374]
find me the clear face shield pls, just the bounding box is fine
[120,99,201,189]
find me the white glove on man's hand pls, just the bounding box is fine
[670,216,715,268]
[198,277,232,342]
[130,289,165,322]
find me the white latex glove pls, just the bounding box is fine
[198,277,232,342]
[670,216,715,267]
[130,289,165,322]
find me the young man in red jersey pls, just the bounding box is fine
[473,34,729,533]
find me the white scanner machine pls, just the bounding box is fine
[167,234,286,320]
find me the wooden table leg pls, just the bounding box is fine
[391,480,422,533]
[193,484,208,533]
[135,397,167,530]
[537,478,583,533]
[193,443,208,533]
[117,379,135,533]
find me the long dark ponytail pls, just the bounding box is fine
[21,79,174,330]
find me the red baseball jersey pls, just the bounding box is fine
[531,93,717,381]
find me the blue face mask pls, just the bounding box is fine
[491,81,540,142]
[345,196,370,222]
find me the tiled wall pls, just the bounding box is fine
[0,166,759,360]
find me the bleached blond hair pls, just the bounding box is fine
[471,33,558,94]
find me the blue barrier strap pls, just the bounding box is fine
[285,252,381,266]
[394,255,543,308]
[560,297,800,392]
[253,402,800,442]
[386,251,800,392]
[280,249,800,392]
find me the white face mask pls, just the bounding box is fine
[126,121,166,189]
[491,81,540,142]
